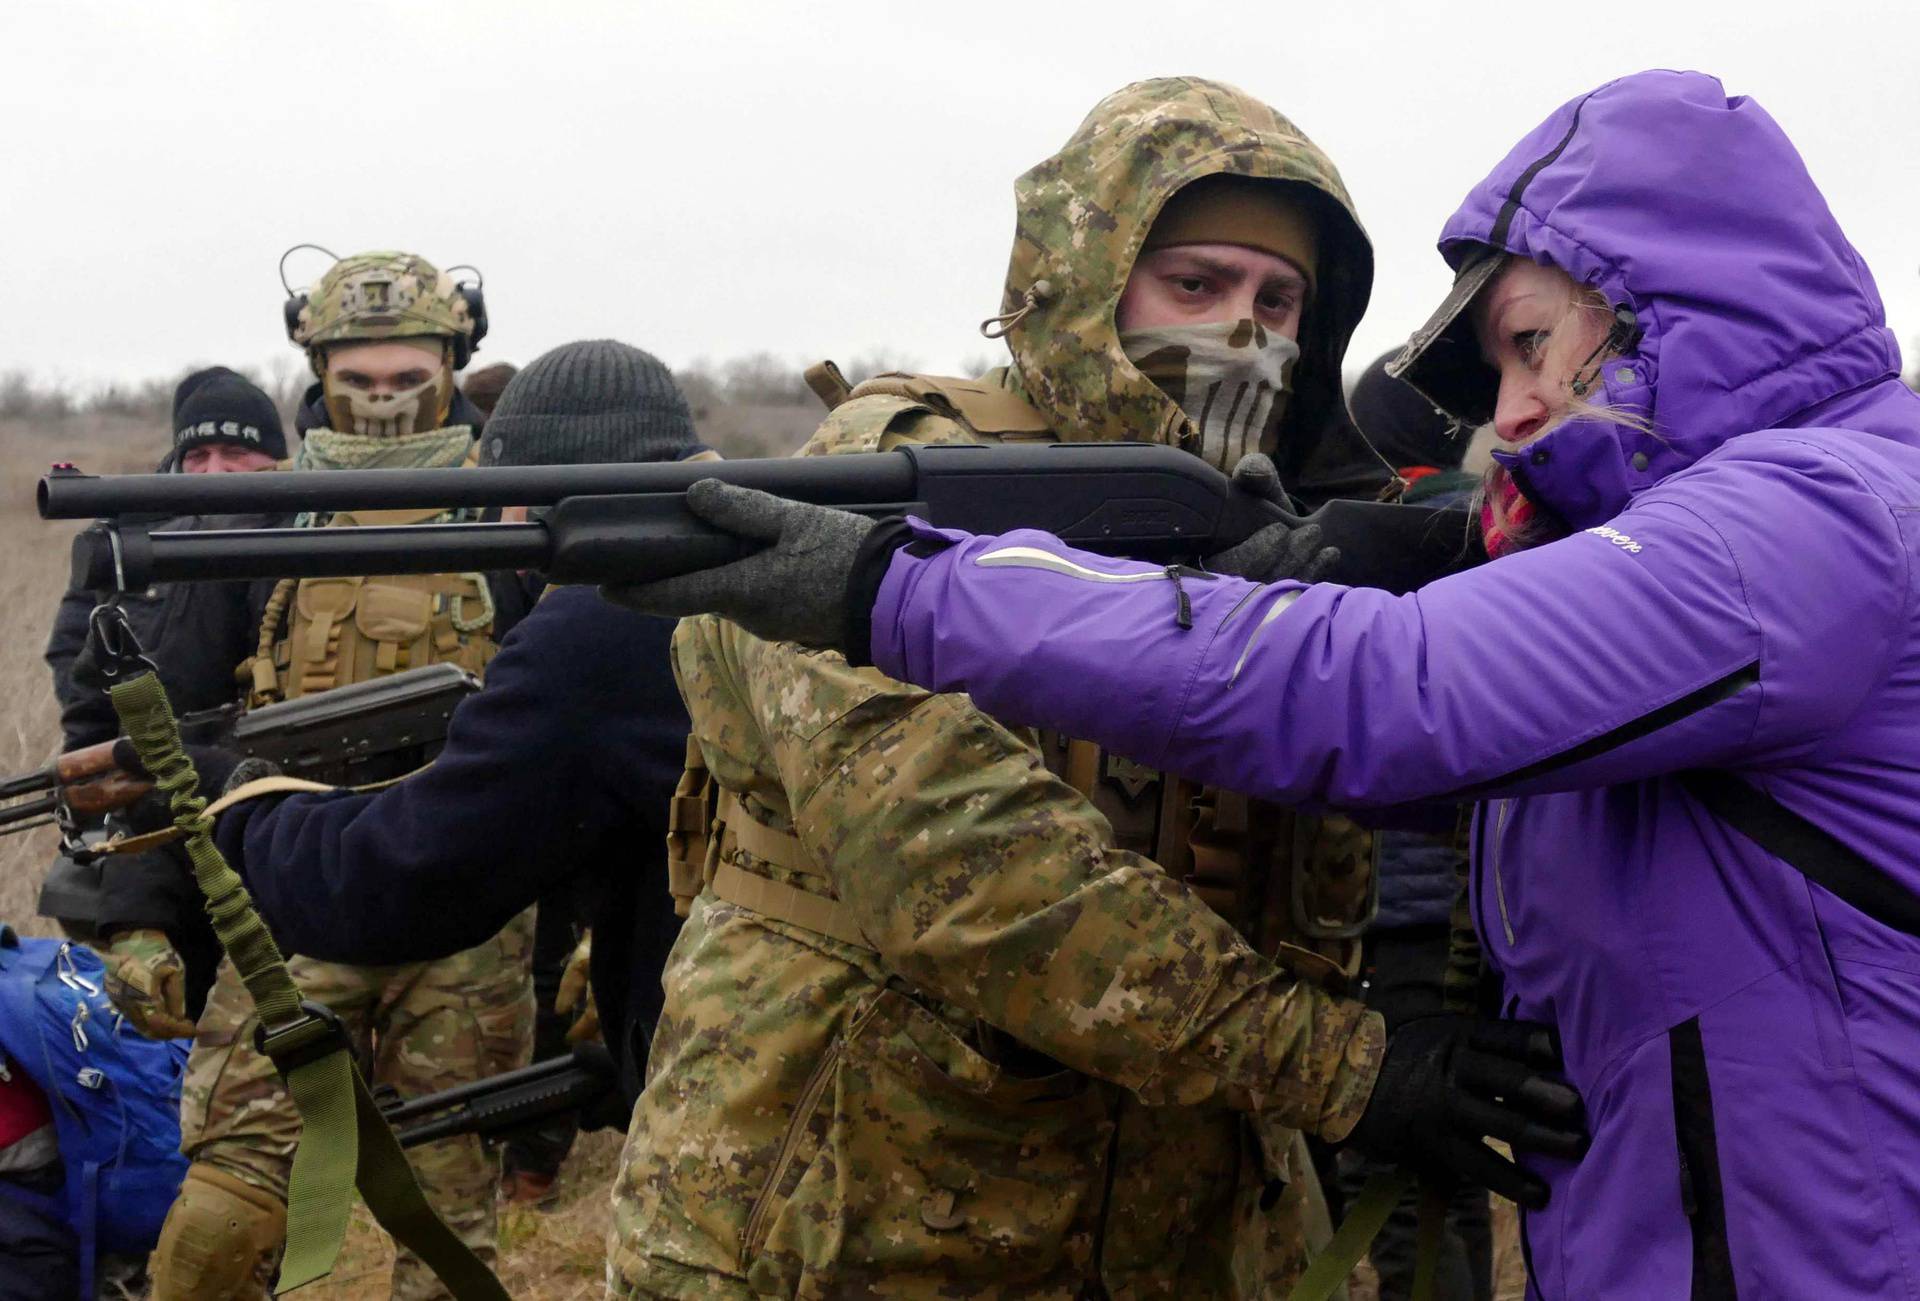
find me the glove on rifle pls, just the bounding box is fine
[602,478,876,653]
[605,456,1340,656]
[1204,454,1341,583]
[1346,1013,1588,1211]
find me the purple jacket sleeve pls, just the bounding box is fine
[871,437,1907,808]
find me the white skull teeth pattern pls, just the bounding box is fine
[322,372,452,439]
[1119,318,1302,472]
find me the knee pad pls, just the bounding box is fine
[151,1163,287,1300]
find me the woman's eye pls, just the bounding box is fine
[1513,330,1548,365]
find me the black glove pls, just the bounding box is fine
[1346,1013,1588,1210]
[1205,453,1342,583]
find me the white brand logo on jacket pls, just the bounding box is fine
[1584,526,1643,554]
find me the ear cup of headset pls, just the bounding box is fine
[282,295,308,344]
[455,283,488,368]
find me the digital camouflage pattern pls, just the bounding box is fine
[616,78,1386,1291]
[1000,76,1372,458]
[177,914,534,1301]
[619,594,1377,1297]
[292,250,474,368]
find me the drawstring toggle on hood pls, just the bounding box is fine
[980,279,1055,340]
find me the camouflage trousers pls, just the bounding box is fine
[176,911,535,1300]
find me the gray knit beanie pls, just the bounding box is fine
[481,339,700,466]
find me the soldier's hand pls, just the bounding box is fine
[1344,1013,1588,1211]
[601,479,876,653]
[1205,453,1341,583]
[101,927,196,1040]
[556,932,600,1046]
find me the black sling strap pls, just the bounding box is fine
[1680,770,1920,938]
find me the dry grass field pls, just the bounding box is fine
[0,414,154,931]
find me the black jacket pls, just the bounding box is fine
[39,397,527,966]
[45,512,279,752]
[215,587,688,1097]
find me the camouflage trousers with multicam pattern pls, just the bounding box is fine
[174,910,535,1300]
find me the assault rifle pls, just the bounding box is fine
[378,1044,625,1151]
[40,444,1482,595]
[0,663,479,841]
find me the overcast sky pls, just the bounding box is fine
[5,0,1918,399]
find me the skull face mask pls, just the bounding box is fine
[1121,318,1302,472]
[321,365,455,438]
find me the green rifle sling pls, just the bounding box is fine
[106,669,507,1299]
[1286,1166,1442,1301]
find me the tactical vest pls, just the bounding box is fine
[241,504,498,708]
[667,366,1377,985]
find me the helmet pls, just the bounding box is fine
[285,250,485,371]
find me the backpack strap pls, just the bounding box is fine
[1679,769,1920,936]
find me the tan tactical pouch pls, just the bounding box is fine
[242,505,497,706]
[1046,736,1377,988]
[835,370,1055,441]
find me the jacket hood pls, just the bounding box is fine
[1000,77,1372,456]
[1420,70,1901,528]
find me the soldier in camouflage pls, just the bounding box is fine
[613,78,1383,1299]
[150,251,535,1301]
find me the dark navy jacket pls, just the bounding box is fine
[216,585,687,1096]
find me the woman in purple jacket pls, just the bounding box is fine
[616,71,1920,1297]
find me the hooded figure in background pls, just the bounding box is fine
[613,77,1585,1300]
[737,70,1920,1298]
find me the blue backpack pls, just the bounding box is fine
[0,926,189,1292]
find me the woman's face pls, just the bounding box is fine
[1472,259,1609,448]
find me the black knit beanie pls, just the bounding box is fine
[169,366,288,466]
[1348,350,1461,473]
[481,340,700,467]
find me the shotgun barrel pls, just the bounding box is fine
[46,444,1481,595]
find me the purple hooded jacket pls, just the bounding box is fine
[861,73,1920,1298]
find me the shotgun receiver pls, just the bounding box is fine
[42,444,1481,596]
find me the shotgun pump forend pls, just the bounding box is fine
[45,444,1482,596]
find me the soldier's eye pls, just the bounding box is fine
[1172,276,1210,296]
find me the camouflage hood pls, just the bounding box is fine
[1001,77,1372,453]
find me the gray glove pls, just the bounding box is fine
[1206,454,1342,583]
[601,478,877,650]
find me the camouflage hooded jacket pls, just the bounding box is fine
[616,80,1383,1301]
